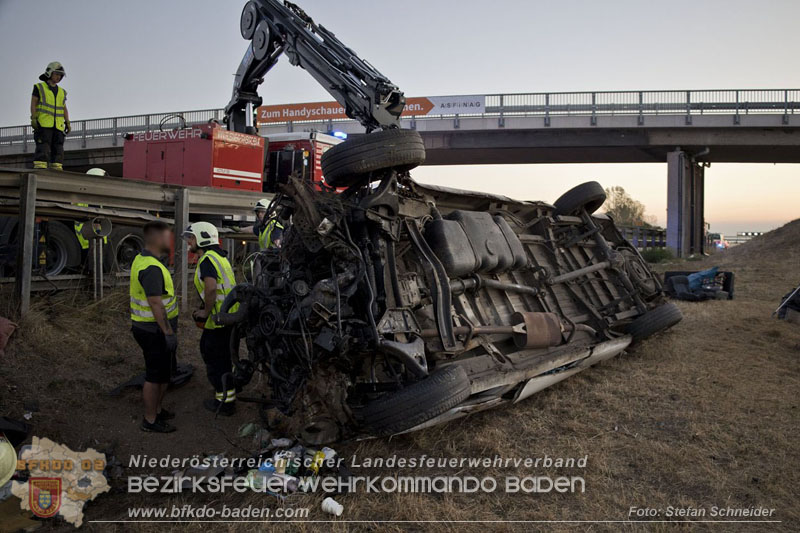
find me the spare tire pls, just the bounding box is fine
[108,226,145,273]
[321,128,426,187]
[553,181,607,217]
[360,365,471,436]
[627,302,683,343]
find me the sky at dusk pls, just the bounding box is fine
[1,0,798,236]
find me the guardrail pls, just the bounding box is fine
[619,226,666,249]
[1,89,797,153]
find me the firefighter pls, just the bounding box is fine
[182,222,239,415]
[242,199,284,250]
[74,169,109,252]
[30,62,70,170]
[130,220,179,433]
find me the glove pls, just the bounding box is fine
[30,116,39,131]
[64,120,71,135]
[164,333,178,354]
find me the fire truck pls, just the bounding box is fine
[121,126,341,193]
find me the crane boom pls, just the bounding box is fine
[225,0,406,134]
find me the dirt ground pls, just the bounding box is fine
[1,219,799,532]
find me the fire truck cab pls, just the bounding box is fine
[264,131,342,192]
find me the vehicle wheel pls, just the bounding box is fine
[320,129,426,188]
[359,365,471,436]
[44,222,82,275]
[108,226,145,272]
[627,302,683,343]
[553,181,607,217]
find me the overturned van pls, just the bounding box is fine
[216,129,682,444]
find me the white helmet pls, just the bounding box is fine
[86,168,107,176]
[254,198,271,212]
[181,222,218,248]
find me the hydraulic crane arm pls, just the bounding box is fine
[225,0,406,134]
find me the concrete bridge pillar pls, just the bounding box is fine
[666,150,705,257]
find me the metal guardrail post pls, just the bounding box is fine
[784,90,790,124]
[638,92,644,125]
[173,188,190,311]
[498,94,505,128]
[591,92,597,126]
[23,127,29,153]
[544,93,551,126]
[81,121,87,148]
[112,118,118,146]
[145,115,150,132]
[15,173,37,316]
[734,90,740,125]
[454,113,460,129]
[685,91,692,125]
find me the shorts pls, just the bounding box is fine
[132,326,177,384]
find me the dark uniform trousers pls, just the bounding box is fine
[200,326,234,394]
[34,127,65,166]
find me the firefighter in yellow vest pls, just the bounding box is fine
[182,222,239,415]
[74,169,109,251]
[30,62,70,170]
[241,199,285,250]
[130,221,179,433]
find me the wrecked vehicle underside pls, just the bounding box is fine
[216,131,682,445]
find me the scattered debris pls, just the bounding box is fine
[321,496,343,517]
[252,429,271,449]
[270,438,292,448]
[775,283,800,322]
[664,268,735,301]
[238,422,260,438]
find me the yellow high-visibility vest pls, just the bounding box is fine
[193,249,238,329]
[34,82,67,131]
[130,254,178,323]
[258,219,284,249]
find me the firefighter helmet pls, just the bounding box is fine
[86,168,107,176]
[181,222,219,248]
[39,61,66,82]
[254,198,271,212]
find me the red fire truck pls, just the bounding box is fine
[122,123,342,193]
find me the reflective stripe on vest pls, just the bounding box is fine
[130,254,178,322]
[35,82,67,131]
[193,249,239,329]
[258,219,284,249]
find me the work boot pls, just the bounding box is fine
[140,418,176,433]
[33,161,48,169]
[156,408,175,421]
[50,163,63,171]
[204,399,236,416]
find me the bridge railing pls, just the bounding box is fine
[1,89,797,152]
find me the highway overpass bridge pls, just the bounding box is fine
[1,89,799,256]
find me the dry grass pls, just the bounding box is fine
[2,220,799,532]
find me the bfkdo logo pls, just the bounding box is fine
[29,477,62,518]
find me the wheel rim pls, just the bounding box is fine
[115,234,144,272]
[44,238,68,276]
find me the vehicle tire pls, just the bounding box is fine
[359,365,471,436]
[320,129,426,188]
[626,302,683,343]
[44,222,82,275]
[108,226,145,273]
[553,181,607,217]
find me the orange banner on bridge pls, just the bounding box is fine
[257,95,485,124]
